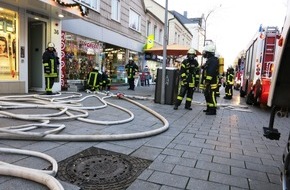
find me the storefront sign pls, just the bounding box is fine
[79,40,100,53]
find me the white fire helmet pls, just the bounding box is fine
[129,57,133,61]
[203,44,216,53]
[187,48,196,55]
[215,52,220,58]
[47,42,55,48]
[94,66,99,70]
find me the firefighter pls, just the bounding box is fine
[42,42,59,95]
[173,48,199,110]
[125,57,139,90]
[102,70,111,91]
[86,66,103,91]
[216,75,222,97]
[224,66,234,99]
[202,44,219,115]
[215,53,222,97]
[195,65,201,91]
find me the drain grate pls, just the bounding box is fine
[56,147,152,190]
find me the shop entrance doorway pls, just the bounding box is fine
[28,18,46,92]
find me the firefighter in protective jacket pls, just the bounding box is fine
[174,48,199,110]
[42,42,59,95]
[102,70,111,91]
[224,66,234,99]
[125,57,139,90]
[86,66,103,91]
[202,44,219,115]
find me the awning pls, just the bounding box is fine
[144,44,201,56]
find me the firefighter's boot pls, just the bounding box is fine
[185,101,192,110]
[174,100,181,110]
[203,106,209,112]
[206,108,216,115]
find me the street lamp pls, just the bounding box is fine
[202,4,222,46]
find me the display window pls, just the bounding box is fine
[0,7,18,80]
[103,45,127,83]
[64,32,102,81]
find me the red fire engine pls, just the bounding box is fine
[239,26,280,105]
[262,1,290,188]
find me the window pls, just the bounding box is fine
[64,33,102,80]
[153,25,157,41]
[159,29,162,43]
[129,9,141,32]
[174,32,177,43]
[75,0,100,12]
[0,8,18,80]
[146,21,151,36]
[111,0,121,21]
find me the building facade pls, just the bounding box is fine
[143,0,192,46]
[61,0,147,89]
[0,0,193,94]
[0,0,82,93]
[0,0,148,93]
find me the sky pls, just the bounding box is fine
[154,0,288,67]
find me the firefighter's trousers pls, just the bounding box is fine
[204,84,217,110]
[45,76,56,94]
[225,84,233,98]
[175,84,194,108]
[128,77,135,90]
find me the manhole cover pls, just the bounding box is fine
[56,147,152,190]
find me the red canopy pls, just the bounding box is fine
[144,44,201,56]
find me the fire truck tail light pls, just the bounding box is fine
[278,37,284,47]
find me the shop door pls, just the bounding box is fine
[28,20,46,91]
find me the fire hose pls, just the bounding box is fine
[0,91,169,189]
[0,148,63,190]
[0,90,250,189]
[0,92,169,141]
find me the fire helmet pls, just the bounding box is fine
[203,44,216,53]
[215,52,220,58]
[187,48,196,55]
[47,42,55,48]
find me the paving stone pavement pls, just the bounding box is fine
[0,84,289,190]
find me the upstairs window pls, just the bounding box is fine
[111,0,121,22]
[129,9,141,32]
[159,29,163,43]
[75,0,100,12]
[153,25,157,41]
[146,21,151,36]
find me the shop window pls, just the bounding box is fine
[104,47,126,84]
[0,8,18,80]
[63,33,102,81]
[111,0,121,22]
[129,9,141,32]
